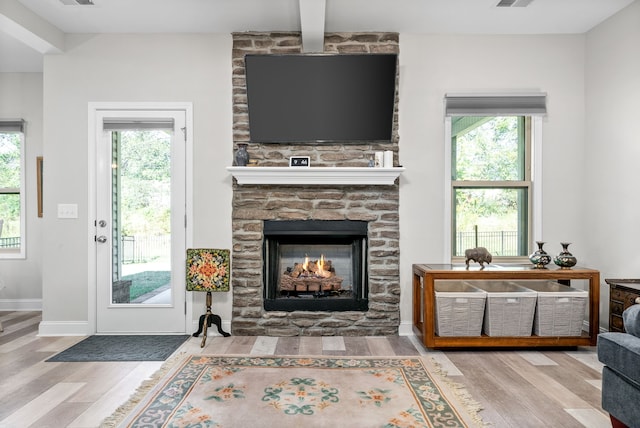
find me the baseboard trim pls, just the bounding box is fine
[398,320,414,336]
[37,319,222,337]
[38,321,90,336]
[0,298,42,311]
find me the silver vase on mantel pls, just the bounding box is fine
[554,242,577,269]
[529,241,551,269]
[234,143,250,166]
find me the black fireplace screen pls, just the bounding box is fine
[263,220,368,311]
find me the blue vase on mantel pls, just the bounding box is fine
[554,242,577,269]
[234,143,250,166]
[529,241,551,269]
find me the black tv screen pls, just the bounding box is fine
[245,54,397,143]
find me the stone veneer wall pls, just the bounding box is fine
[231,32,400,336]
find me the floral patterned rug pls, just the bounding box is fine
[107,355,483,427]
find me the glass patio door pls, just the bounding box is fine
[95,110,186,333]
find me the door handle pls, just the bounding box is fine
[96,235,107,243]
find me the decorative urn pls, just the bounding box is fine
[529,241,551,269]
[553,242,577,269]
[234,143,250,166]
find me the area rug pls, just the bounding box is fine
[46,335,190,362]
[105,355,484,427]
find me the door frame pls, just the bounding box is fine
[87,102,194,334]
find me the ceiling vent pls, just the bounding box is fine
[496,0,534,7]
[59,0,94,5]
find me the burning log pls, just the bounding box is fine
[281,275,343,292]
[281,255,343,292]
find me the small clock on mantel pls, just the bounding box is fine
[289,156,310,167]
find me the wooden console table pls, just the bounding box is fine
[412,264,600,349]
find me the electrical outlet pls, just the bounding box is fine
[57,203,78,219]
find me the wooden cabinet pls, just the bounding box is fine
[606,279,640,332]
[413,264,600,349]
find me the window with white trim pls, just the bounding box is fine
[445,94,545,261]
[0,120,26,258]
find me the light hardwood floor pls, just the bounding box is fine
[0,311,610,428]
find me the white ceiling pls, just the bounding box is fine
[0,0,635,72]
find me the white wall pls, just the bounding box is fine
[398,34,587,331]
[40,34,233,332]
[585,1,640,317]
[36,11,639,333]
[0,73,43,309]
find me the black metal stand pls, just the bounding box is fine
[192,291,230,347]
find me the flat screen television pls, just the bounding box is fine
[244,54,397,143]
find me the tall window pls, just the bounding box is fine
[0,120,26,258]
[445,94,546,261]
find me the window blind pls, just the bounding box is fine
[0,119,25,133]
[444,94,546,116]
[103,118,174,131]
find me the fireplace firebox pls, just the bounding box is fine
[263,220,368,312]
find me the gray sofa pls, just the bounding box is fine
[597,304,640,428]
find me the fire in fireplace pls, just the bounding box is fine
[263,220,368,311]
[280,253,343,295]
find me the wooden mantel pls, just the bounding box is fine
[227,166,405,186]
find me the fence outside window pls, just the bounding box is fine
[121,235,170,264]
[2,233,521,258]
[0,237,20,248]
[455,230,520,257]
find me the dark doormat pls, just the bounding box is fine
[46,334,190,362]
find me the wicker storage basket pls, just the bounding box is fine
[434,281,486,337]
[470,281,537,337]
[515,280,588,336]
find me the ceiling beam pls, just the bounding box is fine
[299,0,325,53]
[0,0,64,54]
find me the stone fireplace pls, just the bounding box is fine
[263,220,369,312]
[230,31,400,336]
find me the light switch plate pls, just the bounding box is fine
[57,203,78,219]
